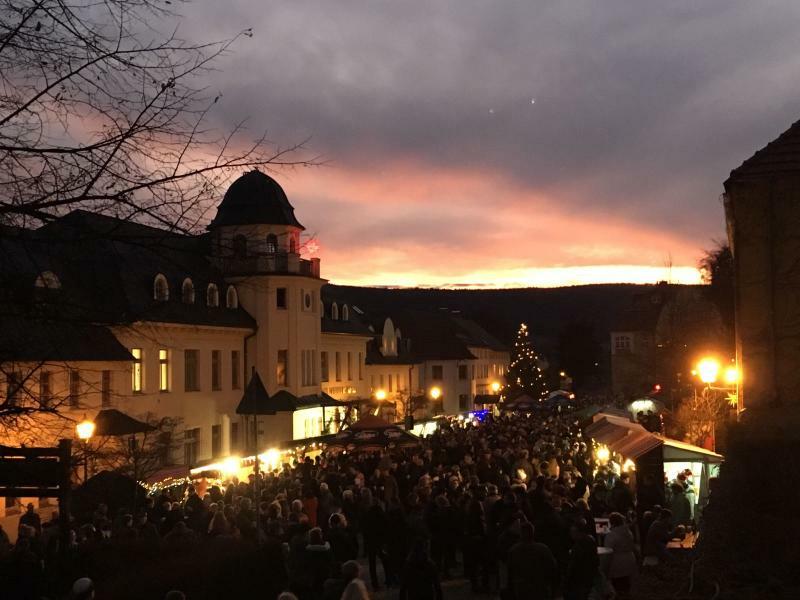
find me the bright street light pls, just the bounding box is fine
[697,357,720,384]
[76,418,95,440]
[490,381,501,393]
[429,386,442,400]
[374,389,387,401]
[723,366,740,386]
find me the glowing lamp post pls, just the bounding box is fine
[723,366,740,386]
[490,381,501,394]
[76,417,95,482]
[697,357,720,385]
[374,389,387,401]
[429,386,442,413]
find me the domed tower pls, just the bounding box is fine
[209,171,324,405]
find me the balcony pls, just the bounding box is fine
[211,252,321,278]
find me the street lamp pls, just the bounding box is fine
[76,417,95,482]
[723,366,740,386]
[490,381,501,394]
[696,357,720,385]
[374,389,387,401]
[429,386,442,400]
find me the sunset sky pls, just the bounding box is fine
[183,1,800,288]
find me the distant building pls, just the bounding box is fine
[610,283,727,401]
[0,171,508,475]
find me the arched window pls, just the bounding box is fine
[266,233,278,254]
[342,304,349,321]
[232,235,247,258]
[34,271,61,290]
[181,278,195,304]
[226,285,238,309]
[206,283,219,307]
[289,236,297,254]
[153,274,169,301]
[331,302,339,320]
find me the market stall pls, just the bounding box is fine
[585,412,723,514]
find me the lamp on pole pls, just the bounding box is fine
[76,417,95,482]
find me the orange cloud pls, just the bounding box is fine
[282,160,704,288]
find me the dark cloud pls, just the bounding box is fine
[175,0,800,282]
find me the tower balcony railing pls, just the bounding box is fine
[211,252,320,277]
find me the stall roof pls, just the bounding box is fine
[585,412,724,462]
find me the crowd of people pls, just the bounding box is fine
[0,408,702,600]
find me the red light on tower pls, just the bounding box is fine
[653,384,662,392]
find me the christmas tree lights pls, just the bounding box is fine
[506,323,549,400]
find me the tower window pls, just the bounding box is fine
[342,305,349,321]
[289,236,297,253]
[277,287,287,309]
[266,233,278,254]
[153,274,169,301]
[331,302,339,320]
[182,278,195,304]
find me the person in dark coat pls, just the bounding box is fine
[360,488,391,589]
[399,540,443,600]
[19,504,41,537]
[507,522,559,600]
[327,513,357,568]
[565,521,598,600]
[304,527,333,599]
[610,474,635,515]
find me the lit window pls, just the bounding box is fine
[181,278,195,304]
[226,285,238,309]
[159,349,169,392]
[131,348,143,392]
[266,233,278,254]
[277,350,288,386]
[153,274,169,301]
[207,283,219,307]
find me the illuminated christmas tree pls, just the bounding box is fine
[506,323,549,400]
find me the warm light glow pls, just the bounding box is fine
[596,445,610,463]
[516,468,528,481]
[76,419,95,440]
[723,366,740,386]
[490,381,501,393]
[259,448,281,471]
[697,357,720,384]
[374,389,387,401]
[221,456,240,476]
[429,386,442,400]
[623,459,636,472]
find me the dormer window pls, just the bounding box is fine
[331,302,339,320]
[182,278,195,304]
[153,274,169,301]
[226,285,238,309]
[342,304,349,321]
[266,233,278,254]
[207,283,219,307]
[232,235,247,258]
[34,271,61,290]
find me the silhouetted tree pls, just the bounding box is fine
[699,241,735,331]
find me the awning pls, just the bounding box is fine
[661,438,724,463]
[93,409,155,436]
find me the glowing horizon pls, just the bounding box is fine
[323,264,703,289]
